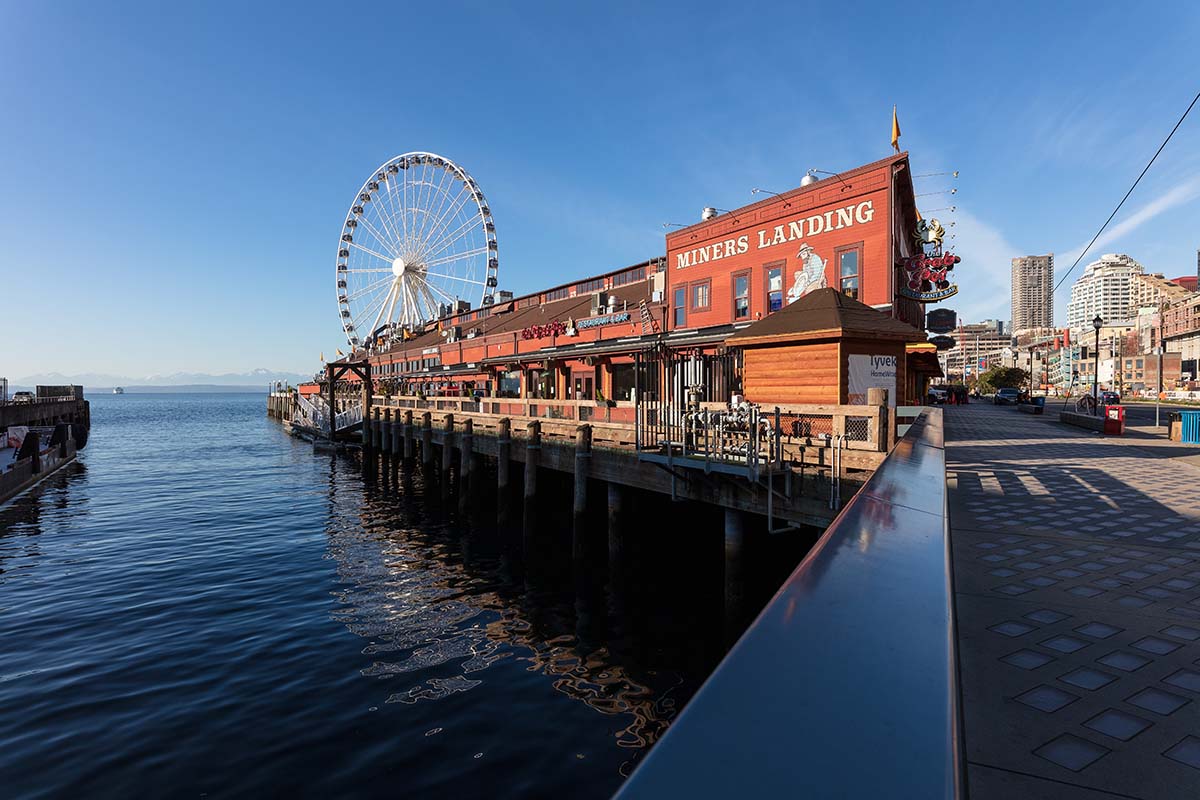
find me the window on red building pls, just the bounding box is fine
[765,263,784,312]
[837,245,862,300]
[732,271,750,319]
[673,285,686,327]
[691,280,711,311]
[610,363,636,401]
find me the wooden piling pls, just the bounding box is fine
[381,408,393,455]
[724,508,746,646]
[607,482,625,577]
[421,412,433,466]
[523,420,541,553]
[459,418,473,510]
[497,418,512,526]
[573,425,592,574]
[403,410,415,462]
[441,413,455,486]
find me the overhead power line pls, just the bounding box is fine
[1053,89,1200,294]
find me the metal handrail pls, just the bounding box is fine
[615,409,962,799]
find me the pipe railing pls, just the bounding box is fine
[614,408,962,799]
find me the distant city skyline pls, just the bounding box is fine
[3,2,1199,378]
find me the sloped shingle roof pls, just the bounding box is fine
[725,288,925,346]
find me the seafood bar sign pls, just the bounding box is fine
[899,218,960,303]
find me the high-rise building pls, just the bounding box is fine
[1066,254,1145,331]
[1011,254,1054,334]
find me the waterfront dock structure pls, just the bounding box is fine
[276,152,954,529]
[0,385,89,504]
[0,386,90,440]
[266,150,999,790]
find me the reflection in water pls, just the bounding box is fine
[0,461,88,570]
[324,454,688,777]
[0,394,815,799]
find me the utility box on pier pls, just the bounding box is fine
[1103,405,1124,436]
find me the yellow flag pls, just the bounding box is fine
[891,105,901,153]
[320,352,325,362]
[336,348,345,357]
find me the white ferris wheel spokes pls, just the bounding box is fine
[334,152,499,349]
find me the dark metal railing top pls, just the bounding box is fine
[615,408,962,799]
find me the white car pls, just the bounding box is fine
[12,391,34,404]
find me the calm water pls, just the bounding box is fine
[0,394,804,798]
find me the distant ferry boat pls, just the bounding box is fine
[113,387,124,394]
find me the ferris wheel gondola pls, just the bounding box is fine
[334,152,499,349]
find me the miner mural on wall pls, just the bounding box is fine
[787,243,828,304]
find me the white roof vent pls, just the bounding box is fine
[701,207,718,220]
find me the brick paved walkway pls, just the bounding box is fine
[948,404,1200,799]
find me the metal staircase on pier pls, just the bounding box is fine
[294,393,363,435]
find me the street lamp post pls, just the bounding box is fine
[1092,315,1103,413]
[1157,300,1167,428]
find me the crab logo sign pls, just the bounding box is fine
[899,217,960,303]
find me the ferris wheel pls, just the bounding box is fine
[335,152,499,348]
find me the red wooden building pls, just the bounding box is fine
[311,152,940,411]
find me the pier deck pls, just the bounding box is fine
[272,391,899,528]
[948,404,1200,798]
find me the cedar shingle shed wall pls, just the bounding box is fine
[743,341,840,405]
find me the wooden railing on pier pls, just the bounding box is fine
[272,392,902,526]
[377,394,636,424]
[371,395,891,471]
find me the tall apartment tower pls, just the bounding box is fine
[1066,253,1145,331]
[1011,254,1054,334]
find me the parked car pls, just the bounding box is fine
[12,391,34,404]
[994,388,1020,406]
[1100,391,1121,406]
[928,387,948,405]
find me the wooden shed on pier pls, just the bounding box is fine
[725,288,931,407]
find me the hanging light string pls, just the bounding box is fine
[1052,89,1200,294]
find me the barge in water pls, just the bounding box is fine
[0,384,90,505]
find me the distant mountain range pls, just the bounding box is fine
[12,368,313,391]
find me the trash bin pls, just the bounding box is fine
[1103,405,1125,436]
[1182,410,1200,444]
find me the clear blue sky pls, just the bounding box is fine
[3,1,1198,378]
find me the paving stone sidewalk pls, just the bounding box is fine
[947,404,1200,799]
